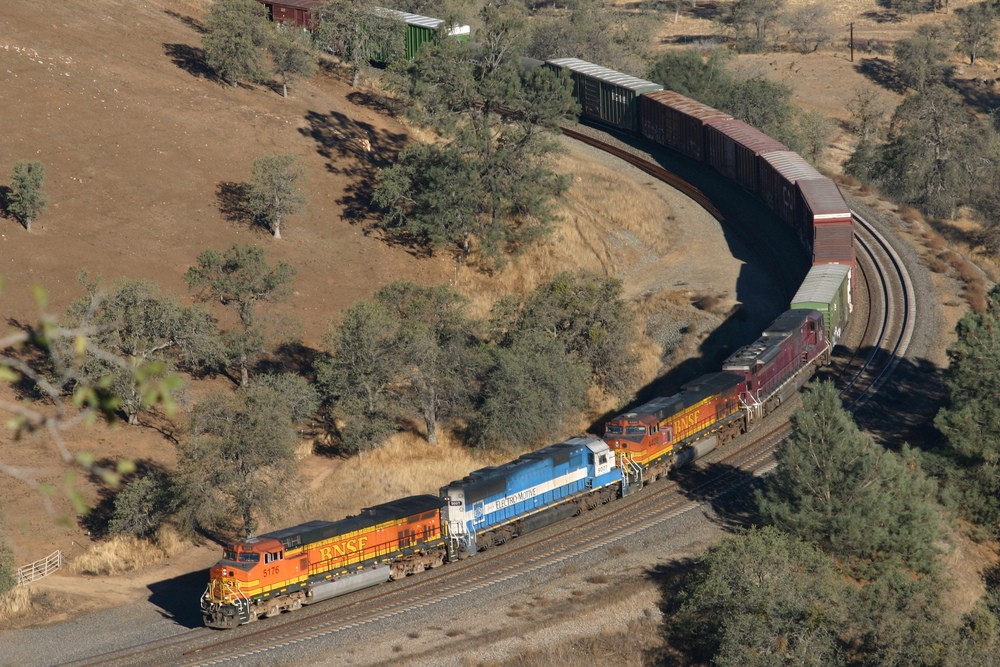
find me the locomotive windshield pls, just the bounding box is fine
[237,552,260,563]
[605,424,623,434]
[223,549,237,561]
[625,426,646,435]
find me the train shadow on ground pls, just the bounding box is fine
[670,461,762,531]
[850,353,944,452]
[148,566,215,628]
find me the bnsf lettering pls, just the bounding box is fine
[318,536,370,561]
[673,412,702,431]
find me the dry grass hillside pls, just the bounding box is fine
[0,0,997,635]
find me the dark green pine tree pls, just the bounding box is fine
[758,381,942,575]
[935,283,1000,534]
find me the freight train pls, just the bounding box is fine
[201,53,857,628]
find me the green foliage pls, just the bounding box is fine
[184,244,297,386]
[467,332,589,450]
[524,0,659,75]
[758,382,943,575]
[872,85,997,219]
[646,48,735,101]
[377,5,576,271]
[935,284,1000,534]
[0,539,16,596]
[316,282,479,449]
[269,28,316,97]
[373,282,479,444]
[254,372,319,424]
[894,24,954,93]
[108,470,174,538]
[313,0,407,85]
[717,0,787,53]
[490,272,638,396]
[202,0,272,87]
[953,3,999,65]
[664,527,846,666]
[174,383,303,538]
[316,299,400,452]
[646,49,810,151]
[244,153,307,239]
[64,275,223,425]
[784,2,835,54]
[7,160,48,231]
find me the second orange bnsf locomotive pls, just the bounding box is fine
[604,309,828,482]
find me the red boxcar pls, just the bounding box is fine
[758,152,821,228]
[796,177,853,250]
[704,119,787,193]
[255,0,323,29]
[639,91,731,161]
[722,309,827,418]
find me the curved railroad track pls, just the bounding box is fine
[51,130,918,667]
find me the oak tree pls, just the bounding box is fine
[269,28,316,98]
[174,378,314,537]
[313,0,406,87]
[376,5,576,272]
[244,153,307,239]
[184,244,297,387]
[7,160,49,231]
[64,276,224,425]
[202,0,272,87]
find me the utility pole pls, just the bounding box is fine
[850,22,854,62]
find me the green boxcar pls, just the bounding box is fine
[790,263,852,345]
[377,8,470,61]
[544,58,662,132]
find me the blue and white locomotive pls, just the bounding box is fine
[440,437,632,559]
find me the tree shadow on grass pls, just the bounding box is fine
[299,108,410,234]
[163,43,215,80]
[856,57,906,93]
[215,181,269,235]
[164,9,206,34]
[951,76,1000,116]
[0,185,11,219]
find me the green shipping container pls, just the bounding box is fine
[790,263,852,345]
[544,58,662,132]
[376,8,470,61]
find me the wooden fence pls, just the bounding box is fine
[16,550,63,586]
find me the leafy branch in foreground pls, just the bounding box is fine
[1,280,183,521]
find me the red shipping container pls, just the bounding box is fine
[704,119,787,193]
[639,91,731,161]
[758,152,821,227]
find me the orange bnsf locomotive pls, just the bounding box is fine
[202,495,446,628]
[605,310,829,484]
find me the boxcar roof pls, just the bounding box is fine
[706,118,788,153]
[375,7,470,33]
[642,90,731,121]
[791,264,851,304]
[760,151,822,182]
[798,177,852,220]
[546,58,663,92]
